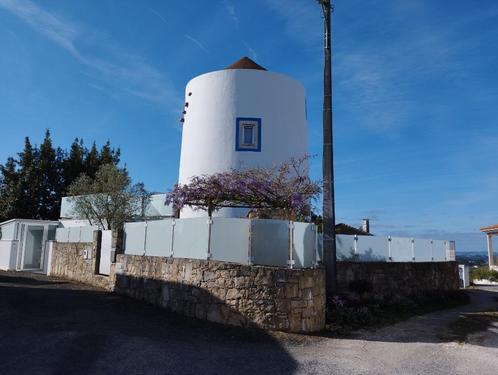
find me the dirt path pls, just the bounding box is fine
[0,271,496,374]
[285,287,498,374]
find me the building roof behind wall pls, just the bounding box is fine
[335,223,372,236]
[480,223,498,234]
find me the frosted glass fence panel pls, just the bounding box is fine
[251,219,289,267]
[210,218,250,264]
[68,227,81,243]
[413,239,432,261]
[433,241,447,261]
[356,236,389,261]
[173,218,209,260]
[0,240,17,270]
[292,223,316,268]
[80,226,96,242]
[391,237,413,262]
[336,235,355,260]
[124,222,147,255]
[55,228,69,243]
[145,220,173,257]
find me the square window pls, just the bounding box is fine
[236,118,261,152]
[243,125,254,146]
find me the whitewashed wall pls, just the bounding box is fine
[178,68,308,218]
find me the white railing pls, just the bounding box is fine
[55,226,97,243]
[123,218,318,268]
[333,234,455,262]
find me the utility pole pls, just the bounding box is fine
[317,0,337,297]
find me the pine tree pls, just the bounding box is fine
[63,138,86,193]
[99,140,120,166]
[85,142,100,179]
[17,137,39,219]
[0,157,19,221]
[0,132,123,222]
[36,130,62,220]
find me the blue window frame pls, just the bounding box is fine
[235,117,261,152]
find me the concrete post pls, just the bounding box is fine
[487,234,494,268]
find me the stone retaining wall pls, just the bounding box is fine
[336,261,460,300]
[49,230,460,333]
[50,233,115,290]
[114,254,326,332]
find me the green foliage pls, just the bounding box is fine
[327,290,470,333]
[348,280,374,296]
[68,164,150,230]
[0,131,121,222]
[470,267,498,282]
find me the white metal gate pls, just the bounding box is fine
[99,230,112,275]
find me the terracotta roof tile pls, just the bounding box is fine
[225,56,267,71]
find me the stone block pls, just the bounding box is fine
[285,283,299,299]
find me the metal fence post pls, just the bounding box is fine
[170,219,175,257]
[288,221,295,269]
[143,221,148,256]
[206,218,213,260]
[248,220,254,265]
[353,234,358,260]
[388,236,392,261]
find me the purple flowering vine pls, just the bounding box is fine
[165,156,321,220]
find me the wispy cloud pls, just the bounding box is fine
[222,0,238,25]
[262,0,321,44]
[184,34,209,53]
[334,3,498,133]
[0,0,181,110]
[149,8,167,25]
[243,41,257,60]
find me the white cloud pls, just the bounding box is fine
[149,8,167,25]
[0,0,181,110]
[222,0,238,24]
[184,34,209,53]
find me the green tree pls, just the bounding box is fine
[36,130,63,220]
[0,132,123,222]
[0,157,20,221]
[84,142,100,179]
[63,138,86,192]
[99,140,120,166]
[67,164,149,230]
[16,137,39,219]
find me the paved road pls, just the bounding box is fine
[0,272,497,375]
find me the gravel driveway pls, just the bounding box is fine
[0,271,496,375]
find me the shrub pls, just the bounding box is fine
[470,267,498,282]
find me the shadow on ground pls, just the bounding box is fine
[0,272,298,375]
[319,289,498,348]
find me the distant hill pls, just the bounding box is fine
[456,251,488,267]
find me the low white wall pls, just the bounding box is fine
[0,240,18,271]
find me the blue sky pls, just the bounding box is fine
[1,0,497,251]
